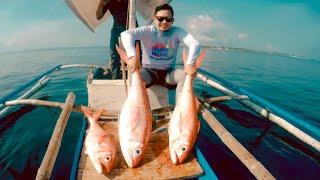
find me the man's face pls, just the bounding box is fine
[153,10,174,32]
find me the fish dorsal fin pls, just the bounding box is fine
[129,108,142,133]
[182,49,206,69]
[170,108,183,134]
[169,109,183,142]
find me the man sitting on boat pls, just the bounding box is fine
[120,3,200,99]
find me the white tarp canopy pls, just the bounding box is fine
[65,0,172,32]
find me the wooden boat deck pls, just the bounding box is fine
[78,70,203,179]
[77,120,203,179]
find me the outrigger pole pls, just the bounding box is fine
[0,64,106,120]
[197,69,320,153]
[35,92,75,180]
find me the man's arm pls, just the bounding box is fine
[96,0,111,20]
[120,26,151,72]
[177,28,201,77]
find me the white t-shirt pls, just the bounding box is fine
[120,25,200,70]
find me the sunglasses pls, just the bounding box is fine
[155,16,174,23]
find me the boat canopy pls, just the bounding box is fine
[65,0,172,32]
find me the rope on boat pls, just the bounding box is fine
[196,71,320,153]
[35,92,75,180]
[201,107,276,180]
[0,77,51,119]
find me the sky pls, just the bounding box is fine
[0,0,320,59]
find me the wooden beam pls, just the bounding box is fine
[206,96,232,102]
[35,92,75,180]
[201,108,275,180]
[4,99,119,119]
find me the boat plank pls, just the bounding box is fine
[78,121,203,179]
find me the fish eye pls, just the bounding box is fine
[105,155,111,161]
[181,146,187,152]
[135,149,141,155]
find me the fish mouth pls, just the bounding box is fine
[123,151,134,168]
[124,151,142,168]
[131,156,142,168]
[170,150,179,165]
[103,165,112,173]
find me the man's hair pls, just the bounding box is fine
[154,4,174,16]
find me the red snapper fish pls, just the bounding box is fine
[81,106,117,173]
[168,49,206,164]
[116,45,152,168]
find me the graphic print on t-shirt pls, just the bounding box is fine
[151,41,174,60]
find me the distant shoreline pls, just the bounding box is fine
[201,45,317,61]
[0,45,319,62]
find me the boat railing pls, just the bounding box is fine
[0,65,61,109]
[197,68,320,152]
[0,64,106,119]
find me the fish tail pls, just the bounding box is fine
[195,49,206,68]
[81,106,104,123]
[93,109,104,122]
[116,43,141,70]
[116,45,129,64]
[182,48,206,69]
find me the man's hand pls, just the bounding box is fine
[127,56,140,73]
[96,0,111,20]
[184,64,197,78]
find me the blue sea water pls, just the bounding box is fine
[0,47,319,179]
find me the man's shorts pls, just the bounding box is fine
[141,68,177,90]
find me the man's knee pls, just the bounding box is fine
[175,69,186,82]
[140,68,152,86]
[166,69,185,84]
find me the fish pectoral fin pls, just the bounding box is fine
[125,108,141,132]
[170,108,183,134]
[91,159,103,174]
[177,111,184,132]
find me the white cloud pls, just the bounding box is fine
[237,33,248,40]
[186,14,233,45]
[0,18,110,52]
